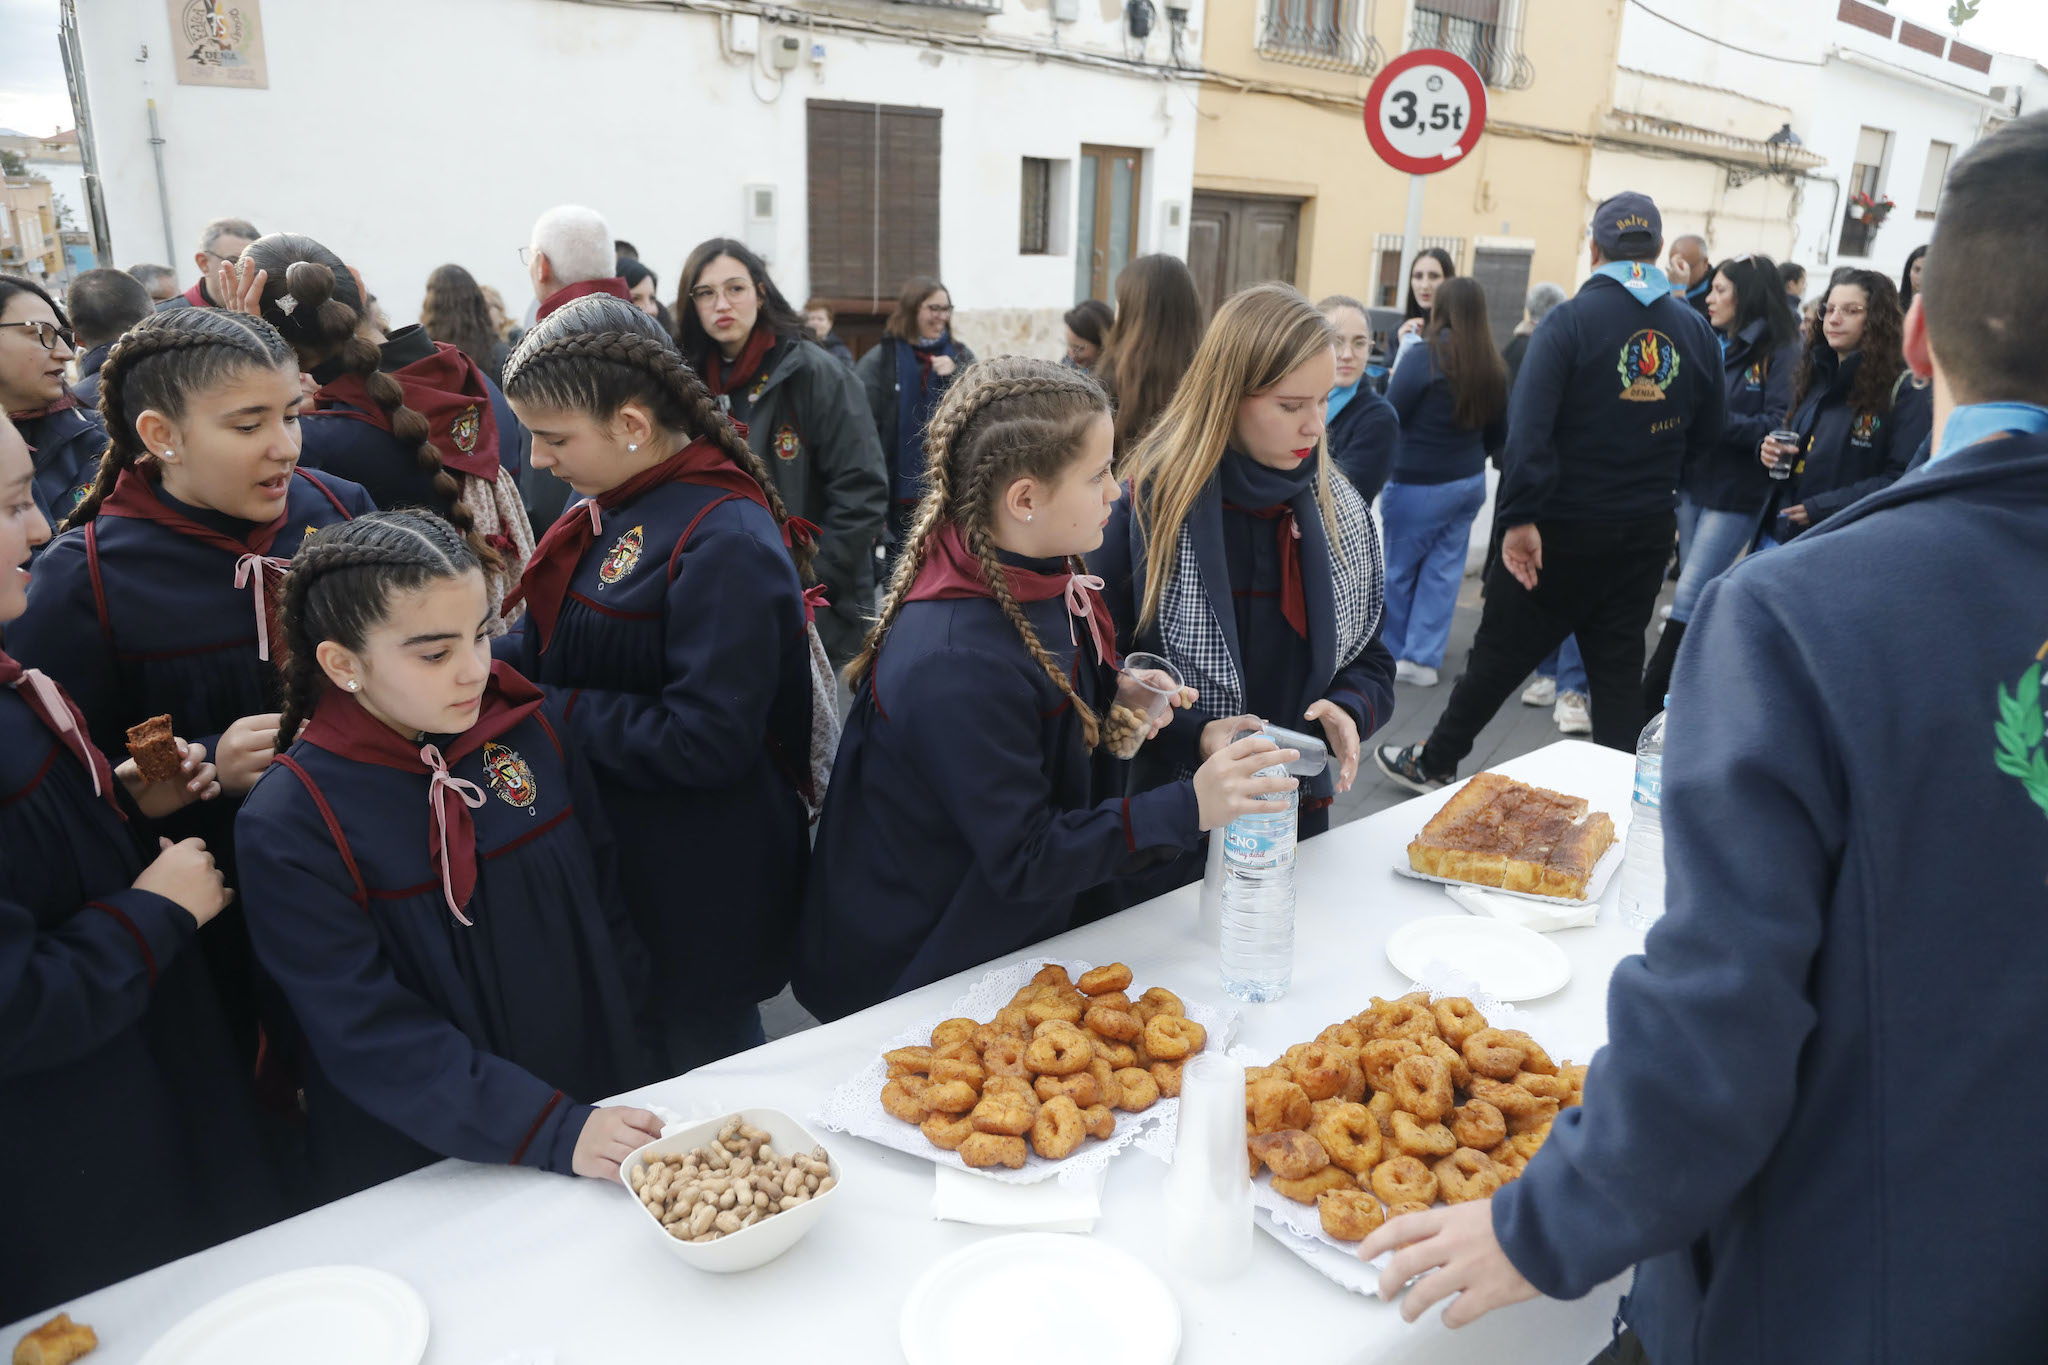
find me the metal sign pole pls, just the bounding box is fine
[1395,173,1425,318]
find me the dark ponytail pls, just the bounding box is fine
[242,234,502,577]
[64,307,296,530]
[502,294,814,579]
[274,509,480,751]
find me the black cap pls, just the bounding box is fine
[1593,192,1662,254]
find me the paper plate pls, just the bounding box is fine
[1384,915,1572,1001]
[139,1266,428,1365]
[901,1233,1180,1365]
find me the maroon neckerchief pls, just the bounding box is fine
[299,660,544,923]
[504,439,816,651]
[702,327,776,398]
[314,342,502,482]
[7,391,79,422]
[1223,502,1308,640]
[0,646,119,811]
[99,466,296,659]
[904,521,1118,668]
[535,277,631,322]
[182,279,211,308]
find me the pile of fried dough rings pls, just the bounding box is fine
[1246,992,1586,1243]
[878,962,1208,1170]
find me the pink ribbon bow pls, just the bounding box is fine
[420,743,486,926]
[19,667,99,797]
[234,553,293,661]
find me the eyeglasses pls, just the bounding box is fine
[518,245,534,267]
[689,280,755,305]
[0,320,75,352]
[921,303,954,316]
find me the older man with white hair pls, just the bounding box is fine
[527,205,631,322]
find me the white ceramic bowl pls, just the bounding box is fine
[618,1107,844,1273]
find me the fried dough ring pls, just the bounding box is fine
[1463,1028,1529,1080]
[930,1018,979,1050]
[1505,1130,1548,1163]
[1377,1000,1439,1042]
[1386,1199,1434,1218]
[1030,1095,1087,1160]
[933,1039,981,1065]
[1246,1077,1313,1135]
[1309,1101,1383,1175]
[1369,1154,1439,1207]
[1391,1055,1455,1121]
[1143,1014,1205,1061]
[968,1090,1034,1137]
[1450,1100,1507,1151]
[1390,1111,1457,1159]
[1291,1043,1359,1102]
[1088,1058,1124,1110]
[1317,1188,1386,1241]
[921,1111,977,1149]
[1085,1005,1142,1041]
[1009,983,1050,1008]
[972,1022,1014,1052]
[1131,987,1185,1026]
[1469,1077,1545,1120]
[921,1080,979,1114]
[992,1006,1031,1037]
[930,1057,984,1090]
[1431,996,1487,1047]
[1516,1071,1573,1102]
[1270,1166,1355,1204]
[958,1133,1027,1169]
[1500,1029,1557,1075]
[1366,1090,1399,1138]
[1034,1071,1101,1108]
[884,1046,934,1075]
[1114,1067,1160,1112]
[1421,1035,1473,1091]
[985,1075,1039,1114]
[1077,963,1134,996]
[1025,1026,1092,1076]
[1508,1099,1559,1135]
[881,1079,929,1124]
[1088,1035,1139,1069]
[1249,1128,1330,1181]
[1079,1103,1117,1140]
[1433,1147,1504,1203]
[1025,995,1085,1028]
[1360,1038,1423,1094]
[1148,1061,1184,1098]
[1088,990,1132,1013]
[1317,1021,1370,1052]
[981,1037,1029,1078]
[1031,964,1073,990]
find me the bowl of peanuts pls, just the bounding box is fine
[620,1109,843,1273]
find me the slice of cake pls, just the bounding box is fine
[124,713,182,784]
[1408,772,1616,900]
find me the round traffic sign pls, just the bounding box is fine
[1363,49,1488,176]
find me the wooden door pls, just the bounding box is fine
[1077,144,1144,301]
[1188,191,1302,317]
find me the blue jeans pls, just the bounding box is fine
[1381,473,1487,669]
[1673,494,1755,623]
[1537,636,1587,694]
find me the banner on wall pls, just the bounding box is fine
[169,0,269,89]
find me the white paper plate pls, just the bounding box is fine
[1390,828,1626,908]
[139,1266,428,1365]
[901,1233,1180,1365]
[1384,915,1572,1001]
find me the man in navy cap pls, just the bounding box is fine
[1377,192,1724,789]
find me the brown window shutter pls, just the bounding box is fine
[808,100,941,310]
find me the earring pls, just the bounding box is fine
[346,681,359,692]
[627,443,639,453]
[1026,514,1034,522]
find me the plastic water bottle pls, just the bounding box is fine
[1218,754,1298,1002]
[1617,700,1667,931]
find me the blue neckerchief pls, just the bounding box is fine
[1686,278,1711,303]
[1931,401,2048,466]
[1326,380,1360,426]
[1592,261,1673,307]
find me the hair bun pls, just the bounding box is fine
[283,260,337,311]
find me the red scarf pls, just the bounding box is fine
[99,467,297,660]
[315,342,502,482]
[7,391,79,423]
[0,646,119,812]
[300,661,544,922]
[905,522,1118,668]
[535,277,631,322]
[702,327,776,398]
[506,439,815,651]
[1223,502,1309,640]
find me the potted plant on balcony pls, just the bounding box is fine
[1850,191,1896,226]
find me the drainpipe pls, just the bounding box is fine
[146,99,175,265]
[56,0,113,263]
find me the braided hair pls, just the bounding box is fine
[274,509,480,751]
[501,294,812,579]
[241,233,503,576]
[848,356,1113,747]
[62,307,297,530]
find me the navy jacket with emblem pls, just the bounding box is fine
[506,480,814,1014]
[1684,319,1802,515]
[0,668,287,1320]
[793,556,1202,1023]
[18,402,106,529]
[237,700,653,1203]
[1326,381,1401,503]
[1493,429,2048,1365]
[1766,347,1932,540]
[1496,274,1725,527]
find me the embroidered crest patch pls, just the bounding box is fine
[1850,412,1880,445]
[482,741,538,810]
[1994,644,2048,825]
[775,425,801,461]
[598,525,644,586]
[450,404,481,453]
[1618,330,1680,403]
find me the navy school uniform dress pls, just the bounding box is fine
[0,651,286,1321]
[793,523,1203,1023]
[1765,348,1932,544]
[7,465,372,1068]
[14,396,106,531]
[504,440,816,1071]
[236,664,655,1204]
[1094,452,1395,892]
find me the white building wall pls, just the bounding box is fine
[72,0,1199,354]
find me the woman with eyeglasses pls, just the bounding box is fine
[676,238,888,668]
[857,276,977,574]
[0,275,106,527]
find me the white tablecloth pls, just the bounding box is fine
[13,740,1643,1364]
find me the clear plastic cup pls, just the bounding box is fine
[1259,723,1330,777]
[1104,652,1184,759]
[1765,429,1801,481]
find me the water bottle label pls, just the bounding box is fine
[1632,757,1663,809]
[1224,818,1296,872]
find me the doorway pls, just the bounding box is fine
[1188,191,1303,318]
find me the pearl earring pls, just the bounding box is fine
[1026,514,1034,522]
[628,443,639,453]
[347,681,359,692]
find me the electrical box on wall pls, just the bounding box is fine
[726,14,759,55]
[773,34,801,70]
[1052,0,1078,20]
[744,184,777,264]
[1164,201,1183,230]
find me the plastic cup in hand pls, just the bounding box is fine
[1766,429,1801,481]
[1259,723,1330,778]
[1105,652,1185,760]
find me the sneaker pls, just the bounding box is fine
[1406,663,1440,687]
[1520,675,1557,707]
[1394,659,1420,684]
[1374,742,1450,794]
[1554,691,1592,735]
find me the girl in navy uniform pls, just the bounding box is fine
[1096,285,1395,878]
[238,510,660,1203]
[10,307,373,1072]
[228,236,536,605]
[794,357,1293,1022]
[0,274,105,527]
[500,296,829,1071]
[0,416,285,1319]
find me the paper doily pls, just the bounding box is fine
[811,957,1239,1187]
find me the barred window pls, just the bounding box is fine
[1412,0,1533,90]
[1258,0,1381,75]
[1021,158,1053,255]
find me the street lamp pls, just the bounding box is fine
[1765,123,1801,178]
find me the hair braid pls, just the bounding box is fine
[964,480,1101,749]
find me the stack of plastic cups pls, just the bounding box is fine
[1163,1053,1253,1280]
